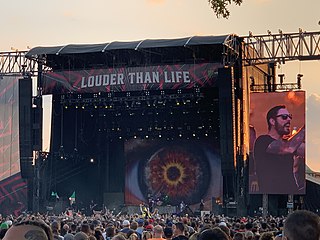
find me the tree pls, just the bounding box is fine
[208,0,243,19]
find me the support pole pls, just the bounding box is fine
[262,194,268,217]
[32,60,43,212]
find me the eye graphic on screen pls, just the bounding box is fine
[144,146,209,205]
[125,139,223,206]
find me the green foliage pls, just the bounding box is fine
[208,0,243,19]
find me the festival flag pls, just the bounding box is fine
[69,191,76,202]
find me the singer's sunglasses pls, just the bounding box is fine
[276,114,293,120]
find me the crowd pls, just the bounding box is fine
[0,209,319,240]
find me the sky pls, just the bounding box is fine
[1,0,320,171]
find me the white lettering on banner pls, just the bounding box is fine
[153,72,159,83]
[88,76,94,87]
[183,71,190,83]
[128,73,135,84]
[80,71,191,88]
[137,72,143,83]
[110,74,116,85]
[164,71,190,83]
[128,72,162,84]
[81,74,125,88]
[103,75,109,85]
[95,75,102,86]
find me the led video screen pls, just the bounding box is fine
[125,138,222,209]
[249,91,306,194]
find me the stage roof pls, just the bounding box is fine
[26,35,231,57]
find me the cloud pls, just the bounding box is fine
[306,93,320,171]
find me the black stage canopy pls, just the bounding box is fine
[26,35,231,57]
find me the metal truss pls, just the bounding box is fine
[223,34,241,66]
[250,83,301,92]
[1,30,319,74]
[0,51,38,76]
[242,30,320,66]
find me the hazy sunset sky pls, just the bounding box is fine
[1,0,319,170]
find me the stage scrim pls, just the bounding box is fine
[0,76,20,180]
[0,76,28,216]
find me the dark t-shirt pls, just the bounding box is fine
[254,134,297,194]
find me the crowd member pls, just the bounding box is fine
[136,219,145,236]
[142,230,153,240]
[233,232,244,240]
[74,231,90,240]
[121,220,131,234]
[81,223,93,237]
[244,231,253,240]
[259,232,274,240]
[149,225,165,240]
[104,225,116,240]
[112,234,126,240]
[172,222,188,240]
[1,207,320,240]
[199,227,229,240]
[283,210,320,240]
[51,221,64,240]
[64,231,75,240]
[3,219,53,240]
[163,227,173,240]
[94,229,104,240]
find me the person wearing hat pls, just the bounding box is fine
[120,220,131,234]
[0,222,9,231]
[136,219,145,236]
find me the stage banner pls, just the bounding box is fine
[42,63,222,94]
[249,91,306,195]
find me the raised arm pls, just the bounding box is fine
[267,126,305,155]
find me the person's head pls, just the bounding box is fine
[81,224,92,235]
[189,232,200,240]
[106,226,116,237]
[127,230,139,240]
[130,221,138,230]
[233,232,244,240]
[112,234,127,240]
[163,227,173,239]
[122,220,130,228]
[64,233,75,240]
[199,227,229,240]
[173,222,185,236]
[283,210,320,240]
[266,105,292,135]
[259,232,274,240]
[244,230,254,240]
[74,231,90,240]
[142,230,153,240]
[3,220,53,240]
[153,225,164,238]
[50,221,60,234]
